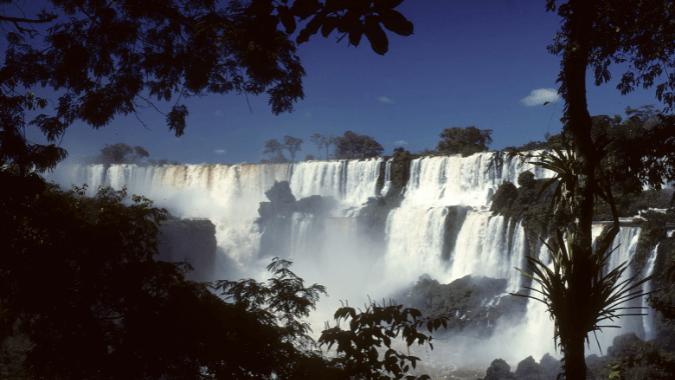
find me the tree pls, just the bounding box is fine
[436,126,493,157]
[0,0,415,175]
[333,131,384,158]
[513,1,675,378]
[324,134,337,158]
[98,143,150,164]
[263,138,286,162]
[309,133,326,159]
[283,135,303,162]
[319,300,447,380]
[0,179,245,379]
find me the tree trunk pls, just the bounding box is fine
[560,0,597,378]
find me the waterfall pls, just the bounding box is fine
[587,226,642,355]
[48,163,290,266]
[46,152,667,365]
[383,206,451,285]
[380,158,393,197]
[642,243,660,341]
[288,158,383,209]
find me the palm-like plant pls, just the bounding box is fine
[513,146,657,358]
[513,228,656,355]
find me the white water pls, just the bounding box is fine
[45,152,659,367]
[380,158,393,197]
[642,243,660,341]
[449,213,525,293]
[288,158,383,212]
[588,226,642,355]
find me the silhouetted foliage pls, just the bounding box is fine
[283,135,303,162]
[1,0,414,174]
[309,133,326,159]
[0,175,255,379]
[319,299,447,380]
[99,143,149,164]
[263,138,287,162]
[333,131,384,159]
[436,126,493,157]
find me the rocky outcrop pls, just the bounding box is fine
[157,219,217,282]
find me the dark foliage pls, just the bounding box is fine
[1,0,414,174]
[333,131,384,159]
[263,138,287,162]
[283,135,303,162]
[309,133,326,158]
[319,299,446,380]
[1,173,287,379]
[436,126,493,157]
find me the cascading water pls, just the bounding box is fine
[587,226,642,355]
[288,158,383,211]
[380,158,393,197]
[642,243,660,341]
[45,152,663,368]
[449,213,525,293]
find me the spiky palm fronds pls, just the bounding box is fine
[512,229,657,354]
[528,145,579,215]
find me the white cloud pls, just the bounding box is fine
[392,140,409,146]
[378,96,395,104]
[214,149,226,154]
[520,88,561,106]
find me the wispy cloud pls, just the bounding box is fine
[214,149,226,155]
[392,140,409,146]
[378,96,395,104]
[520,88,560,106]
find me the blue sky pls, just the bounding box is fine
[26,0,664,165]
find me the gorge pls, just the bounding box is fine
[47,151,675,373]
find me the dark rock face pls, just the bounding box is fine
[480,354,562,380]
[538,353,562,379]
[584,333,675,380]
[442,205,471,261]
[257,181,337,258]
[157,219,217,282]
[514,356,542,380]
[404,275,527,337]
[484,359,515,380]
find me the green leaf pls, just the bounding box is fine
[277,5,297,34]
[296,13,325,44]
[321,16,339,37]
[364,16,388,55]
[348,25,364,46]
[379,10,413,36]
[290,0,322,21]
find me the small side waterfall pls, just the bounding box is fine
[380,158,393,197]
[449,212,525,292]
[642,243,660,341]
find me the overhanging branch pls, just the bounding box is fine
[0,14,58,24]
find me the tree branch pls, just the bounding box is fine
[0,14,58,24]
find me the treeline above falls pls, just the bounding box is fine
[49,150,675,362]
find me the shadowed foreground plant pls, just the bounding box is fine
[512,229,657,360]
[319,299,447,380]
